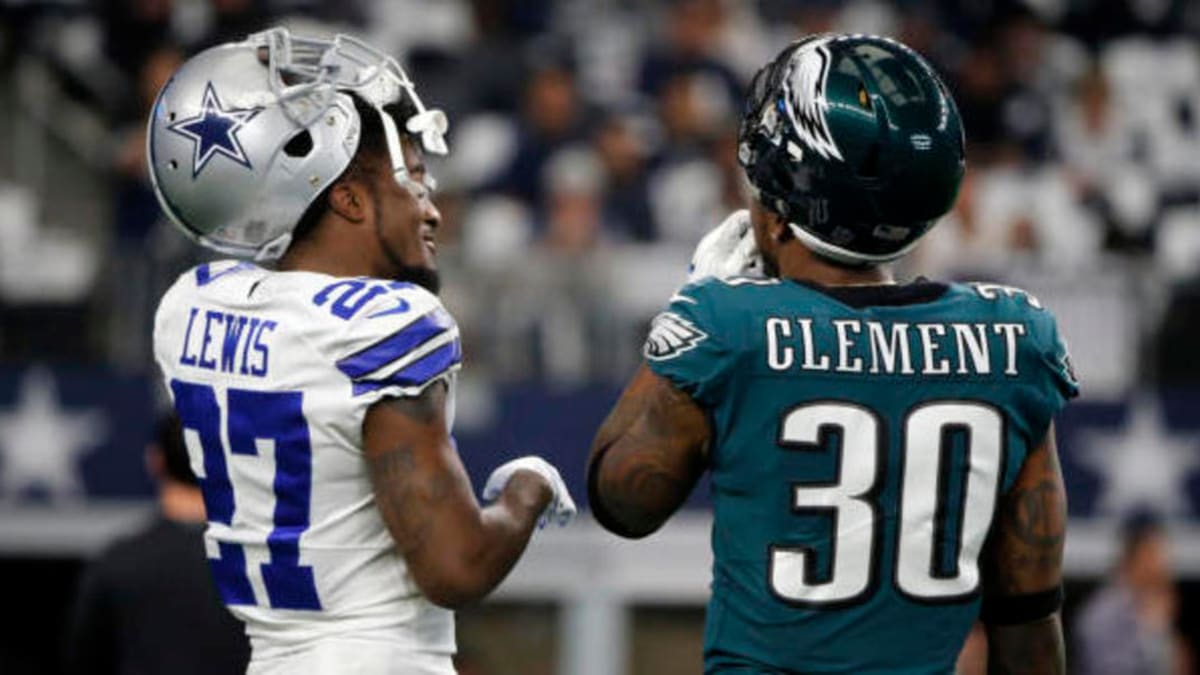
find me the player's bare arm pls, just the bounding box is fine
[588,365,710,538]
[981,423,1067,675]
[364,382,552,609]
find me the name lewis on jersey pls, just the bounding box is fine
[178,307,277,377]
[645,312,708,361]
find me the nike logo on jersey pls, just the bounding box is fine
[366,298,411,319]
[195,261,255,286]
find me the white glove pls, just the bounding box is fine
[687,209,764,283]
[482,456,577,529]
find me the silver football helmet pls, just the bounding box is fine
[147,27,449,260]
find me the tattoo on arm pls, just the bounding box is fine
[363,381,553,607]
[365,383,459,556]
[982,424,1067,674]
[588,366,710,537]
[984,426,1066,595]
[366,442,430,555]
[1008,479,1065,548]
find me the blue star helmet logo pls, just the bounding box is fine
[167,82,263,178]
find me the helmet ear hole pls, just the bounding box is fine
[284,130,314,157]
[857,83,872,111]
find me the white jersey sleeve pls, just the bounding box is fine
[319,278,462,406]
[153,262,458,668]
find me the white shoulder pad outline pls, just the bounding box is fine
[1057,337,1079,391]
[720,276,780,287]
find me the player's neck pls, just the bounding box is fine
[278,236,376,279]
[777,245,895,287]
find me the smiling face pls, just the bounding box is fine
[368,135,443,292]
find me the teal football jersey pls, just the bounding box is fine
[645,277,1078,675]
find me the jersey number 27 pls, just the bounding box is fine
[172,379,322,611]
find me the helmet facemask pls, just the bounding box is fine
[252,27,448,206]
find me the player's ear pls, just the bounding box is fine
[327,179,370,224]
[750,196,790,243]
[765,208,790,243]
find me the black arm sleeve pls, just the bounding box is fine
[980,586,1064,626]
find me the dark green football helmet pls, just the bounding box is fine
[738,33,965,265]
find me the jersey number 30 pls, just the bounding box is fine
[172,379,322,611]
[770,401,1003,606]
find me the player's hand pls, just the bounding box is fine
[482,456,577,529]
[687,209,764,282]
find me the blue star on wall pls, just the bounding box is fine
[167,82,262,178]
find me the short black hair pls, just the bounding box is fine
[289,92,394,247]
[153,412,197,486]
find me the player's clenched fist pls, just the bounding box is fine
[483,457,577,528]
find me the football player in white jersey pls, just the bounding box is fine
[146,28,576,674]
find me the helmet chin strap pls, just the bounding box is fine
[378,105,410,185]
[256,232,294,262]
[374,105,430,280]
[377,103,441,199]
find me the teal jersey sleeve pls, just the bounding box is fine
[1041,311,1079,401]
[1023,305,1079,440]
[643,281,740,408]
[967,282,1079,444]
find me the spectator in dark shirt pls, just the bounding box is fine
[64,414,249,675]
[594,111,657,242]
[492,41,592,207]
[637,0,741,109]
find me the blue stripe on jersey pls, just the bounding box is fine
[336,309,454,379]
[351,338,462,396]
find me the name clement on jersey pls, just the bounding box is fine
[764,317,1029,377]
[176,306,277,377]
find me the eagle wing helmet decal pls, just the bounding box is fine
[781,38,844,162]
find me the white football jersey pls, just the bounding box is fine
[153,260,461,668]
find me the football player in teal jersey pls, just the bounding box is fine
[588,34,1076,674]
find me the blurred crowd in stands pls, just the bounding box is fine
[1,0,1199,391]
